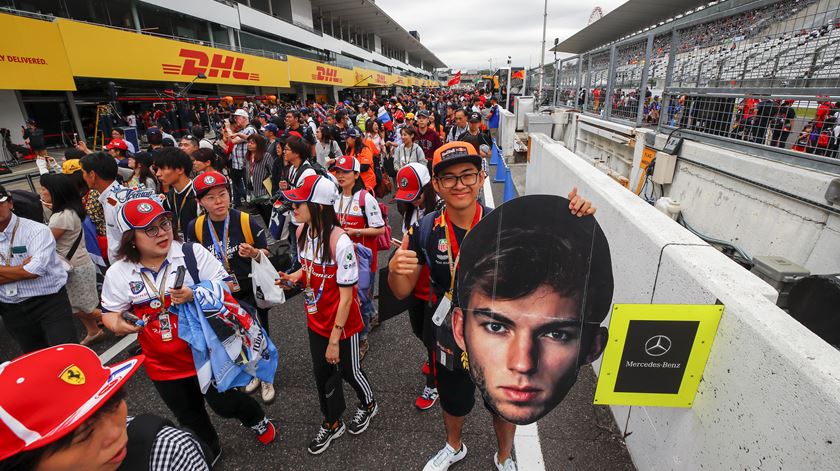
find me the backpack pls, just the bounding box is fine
[359,189,392,251]
[193,211,255,246]
[10,190,44,223]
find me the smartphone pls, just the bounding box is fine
[122,312,145,327]
[279,279,301,289]
[73,132,79,145]
[391,238,403,246]
[172,266,186,289]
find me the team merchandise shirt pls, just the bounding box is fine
[415,127,442,161]
[334,191,385,271]
[101,241,231,381]
[298,231,363,339]
[185,209,268,294]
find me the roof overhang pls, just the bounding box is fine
[553,0,713,54]
[310,0,446,69]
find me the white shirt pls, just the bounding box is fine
[394,143,425,169]
[98,180,124,263]
[101,241,229,313]
[0,214,68,302]
[126,114,137,127]
[298,232,358,286]
[333,192,386,228]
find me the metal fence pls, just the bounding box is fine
[548,0,840,173]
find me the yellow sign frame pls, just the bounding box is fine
[594,304,723,408]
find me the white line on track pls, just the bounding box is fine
[514,422,546,470]
[99,333,138,363]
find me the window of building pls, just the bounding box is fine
[249,0,271,15]
[212,23,231,46]
[15,0,63,17]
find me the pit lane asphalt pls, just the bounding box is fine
[0,173,635,471]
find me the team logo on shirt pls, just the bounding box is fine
[130,281,145,294]
[137,202,154,213]
[437,238,448,252]
[400,177,409,188]
[59,365,86,385]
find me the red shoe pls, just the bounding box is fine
[414,386,439,410]
[422,361,431,376]
[252,418,277,444]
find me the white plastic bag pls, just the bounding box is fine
[251,252,285,308]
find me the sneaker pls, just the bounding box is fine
[369,312,380,329]
[494,452,518,471]
[307,420,345,455]
[422,361,431,376]
[423,443,467,471]
[359,338,370,361]
[347,401,378,435]
[250,417,277,445]
[244,377,260,394]
[415,386,439,410]
[261,381,276,404]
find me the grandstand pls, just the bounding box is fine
[549,0,840,162]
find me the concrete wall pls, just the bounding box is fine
[552,110,840,274]
[498,109,516,159]
[525,132,840,471]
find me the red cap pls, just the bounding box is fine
[193,171,230,198]
[117,197,171,233]
[330,156,360,173]
[281,175,339,206]
[394,163,431,202]
[0,344,144,461]
[105,138,128,151]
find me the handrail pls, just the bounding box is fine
[0,171,41,193]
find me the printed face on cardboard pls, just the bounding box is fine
[453,194,614,425]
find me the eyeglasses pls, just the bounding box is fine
[436,171,480,189]
[142,219,172,237]
[202,191,230,204]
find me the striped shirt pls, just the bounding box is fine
[125,417,210,471]
[231,126,256,170]
[0,214,68,303]
[247,151,275,199]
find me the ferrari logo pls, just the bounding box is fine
[59,365,86,385]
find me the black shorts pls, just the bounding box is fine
[435,365,475,417]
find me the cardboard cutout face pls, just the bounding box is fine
[453,194,614,425]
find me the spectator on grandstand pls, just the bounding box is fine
[0,184,78,353]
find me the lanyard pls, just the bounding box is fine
[442,204,483,292]
[207,215,231,272]
[302,235,327,303]
[0,218,20,266]
[140,262,170,311]
[337,194,353,227]
[172,186,192,227]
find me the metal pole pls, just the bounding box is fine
[584,54,592,111]
[66,91,85,143]
[538,0,548,105]
[604,45,617,119]
[505,57,512,111]
[576,55,583,108]
[554,57,561,107]
[636,33,654,126]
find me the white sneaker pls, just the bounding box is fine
[494,452,517,471]
[423,443,467,471]
[244,377,260,394]
[261,381,275,404]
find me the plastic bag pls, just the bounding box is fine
[251,251,286,308]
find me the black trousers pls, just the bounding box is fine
[308,329,374,423]
[152,375,264,451]
[0,287,78,353]
[408,300,436,388]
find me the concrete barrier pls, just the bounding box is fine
[525,132,840,471]
[498,109,516,159]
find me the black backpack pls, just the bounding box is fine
[10,190,44,224]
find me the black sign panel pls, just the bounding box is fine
[613,320,699,394]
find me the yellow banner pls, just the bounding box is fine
[594,304,723,408]
[353,68,391,87]
[288,57,354,86]
[57,19,290,88]
[0,13,75,91]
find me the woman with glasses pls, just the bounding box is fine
[276,175,378,455]
[330,156,386,359]
[186,171,276,404]
[100,198,277,462]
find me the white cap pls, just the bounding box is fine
[280,175,339,206]
[233,109,249,118]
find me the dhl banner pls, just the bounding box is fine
[353,68,390,87]
[0,13,75,91]
[288,57,354,86]
[57,19,290,88]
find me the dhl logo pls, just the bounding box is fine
[375,74,387,84]
[162,48,259,81]
[312,66,343,84]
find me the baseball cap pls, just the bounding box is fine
[330,156,360,173]
[116,197,171,233]
[300,107,310,114]
[406,112,415,120]
[0,344,144,461]
[263,123,279,134]
[346,127,362,139]
[281,175,339,206]
[146,127,162,137]
[394,163,431,202]
[432,141,482,176]
[105,138,128,151]
[233,109,249,118]
[468,112,482,123]
[61,159,82,175]
[193,171,230,199]
[0,184,10,203]
[416,110,430,118]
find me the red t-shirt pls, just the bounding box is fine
[415,127,442,161]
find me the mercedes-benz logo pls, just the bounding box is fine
[644,335,672,357]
